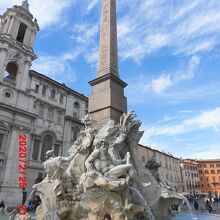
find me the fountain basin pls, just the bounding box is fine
[171,212,220,220]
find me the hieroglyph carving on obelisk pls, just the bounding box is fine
[98,0,118,77]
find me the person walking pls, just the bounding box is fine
[194,200,199,211]
[206,200,214,214]
[0,201,5,215]
[214,197,218,207]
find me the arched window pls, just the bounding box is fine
[4,62,18,81]
[40,134,53,161]
[16,22,27,43]
[73,102,80,118]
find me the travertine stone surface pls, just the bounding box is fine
[89,76,127,127]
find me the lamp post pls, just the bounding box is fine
[179,162,185,192]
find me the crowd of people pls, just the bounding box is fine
[0,191,41,219]
[186,195,220,214]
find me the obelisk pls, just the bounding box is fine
[89,0,127,127]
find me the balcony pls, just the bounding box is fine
[3,78,16,87]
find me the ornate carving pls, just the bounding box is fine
[7,50,24,64]
[12,124,31,133]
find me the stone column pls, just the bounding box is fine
[29,30,36,48]
[23,27,31,47]
[0,127,22,206]
[3,17,11,33]
[0,48,7,82]
[11,19,19,39]
[8,16,15,35]
[18,59,31,91]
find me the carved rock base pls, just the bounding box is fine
[81,188,126,220]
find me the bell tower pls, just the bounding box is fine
[0,0,39,91]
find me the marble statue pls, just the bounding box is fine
[42,150,76,182]
[80,139,134,191]
[145,157,173,190]
[33,112,183,220]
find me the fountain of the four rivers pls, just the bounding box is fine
[31,1,220,220]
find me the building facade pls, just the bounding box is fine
[197,159,220,197]
[180,159,200,195]
[0,1,87,206]
[137,145,183,192]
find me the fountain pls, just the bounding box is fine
[31,112,186,220]
[9,0,219,219]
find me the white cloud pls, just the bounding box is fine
[61,48,83,62]
[146,107,220,138]
[0,0,73,29]
[72,23,99,44]
[190,143,220,159]
[87,0,99,13]
[116,0,220,61]
[71,22,99,66]
[32,54,76,85]
[141,55,200,94]
[151,74,172,94]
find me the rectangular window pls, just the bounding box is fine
[39,104,44,118]
[35,84,39,93]
[32,140,40,160]
[48,107,55,121]
[51,89,56,99]
[71,127,79,142]
[59,94,64,104]
[16,22,27,43]
[0,134,4,149]
[54,144,60,156]
[42,85,47,96]
[57,111,62,125]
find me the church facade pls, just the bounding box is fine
[0,1,87,206]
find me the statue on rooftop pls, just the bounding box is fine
[21,0,29,11]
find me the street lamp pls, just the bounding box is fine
[179,162,185,192]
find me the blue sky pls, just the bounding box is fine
[1,0,220,159]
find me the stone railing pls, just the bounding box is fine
[3,78,16,87]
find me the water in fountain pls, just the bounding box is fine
[25,190,35,206]
[182,197,192,212]
[130,187,155,220]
